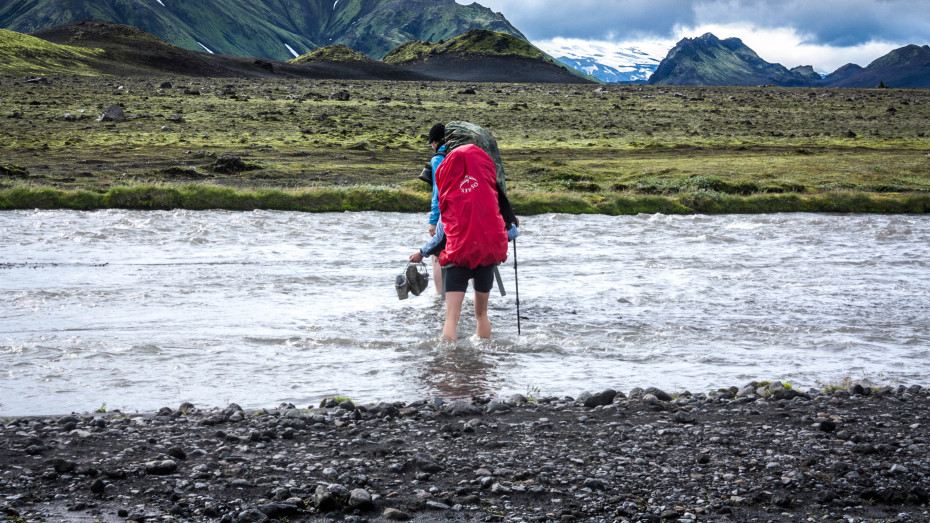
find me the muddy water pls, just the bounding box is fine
[1,210,928,415]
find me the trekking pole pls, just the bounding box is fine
[513,237,521,335]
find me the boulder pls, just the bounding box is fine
[583,389,617,408]
[211,155,248,174]
[96,105,126,122]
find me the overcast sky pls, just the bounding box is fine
[460,0,930,73]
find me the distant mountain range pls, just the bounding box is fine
[2,1,928,87]
[0,0,524,61]
[648,33,930,88]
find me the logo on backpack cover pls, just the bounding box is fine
[459,175,479,194]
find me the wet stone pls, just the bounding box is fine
[144,460,177,475]
[383,508,411,520]
[583,389,616,408]
[348,488,372,510]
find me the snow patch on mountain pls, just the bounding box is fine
[197,42,214,54]
[155,0,165,5]
[285,43,300,58]
[534,37,671,83]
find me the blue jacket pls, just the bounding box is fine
[428,145,446,225]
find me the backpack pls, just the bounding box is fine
[443,121,507,195]
[417,149,446,185]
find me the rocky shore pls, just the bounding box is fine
[2,382,928,523]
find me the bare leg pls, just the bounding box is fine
[474,291,491,338]
[432,255,442,294]
[443,291,465,341]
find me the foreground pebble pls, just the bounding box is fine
[1,382,928,522]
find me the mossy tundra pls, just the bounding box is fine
[1,75,929,214]
[383,30,548,64]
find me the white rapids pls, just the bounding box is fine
[1,210,928,415]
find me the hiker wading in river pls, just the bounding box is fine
[424,123,447,294]
[410,141,515,341]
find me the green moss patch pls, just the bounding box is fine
[290,45,374,64]
[0,29,105,75]
[383,29,547,65]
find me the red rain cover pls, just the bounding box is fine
[436,144,508,269]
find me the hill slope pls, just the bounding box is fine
[825,44,930,88]
[9,21,577,83]
[0,0,524,61]
[822,63,865,85]
[383,29,595,83]
[22,20,432,79]
[0,27,105,75]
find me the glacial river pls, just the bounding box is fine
[1,210,928,416]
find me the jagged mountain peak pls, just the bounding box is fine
[790,65,822,82]
[649,32,799,86]
[650,32,930,87]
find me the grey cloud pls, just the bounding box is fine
[471,0,930,46]
[693,0,930,46]
[472,0,696,40]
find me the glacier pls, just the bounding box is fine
[535,38,670,83]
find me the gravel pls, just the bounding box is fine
[1,382,928,522]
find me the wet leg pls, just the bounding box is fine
[443,291,465,341]
[474,291,490,338]
[432,255,442,294]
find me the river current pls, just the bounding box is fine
[1,210,928,416]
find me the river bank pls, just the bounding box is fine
[2,382,928,523]
[2,77,930,214]
[2,184,929,215]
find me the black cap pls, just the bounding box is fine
[428,123,445,144]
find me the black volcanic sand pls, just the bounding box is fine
[2,383,929,522]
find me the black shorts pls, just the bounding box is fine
[444,265,495,293]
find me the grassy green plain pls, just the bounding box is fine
[2,75,929,214]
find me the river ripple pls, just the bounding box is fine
[1,210,928,415]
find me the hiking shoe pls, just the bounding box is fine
[395,273,409,300]
[406,263,428,296]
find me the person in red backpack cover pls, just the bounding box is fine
[410,142,515,341]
